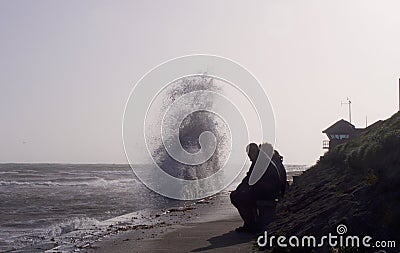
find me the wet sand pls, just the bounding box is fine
[89,191,256,252]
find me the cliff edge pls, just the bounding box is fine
[268,112,400,251]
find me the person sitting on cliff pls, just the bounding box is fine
[230,142,287,233]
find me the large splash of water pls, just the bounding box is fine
[146,76,231,184]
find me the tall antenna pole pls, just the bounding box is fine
[348,98,352,123]
[341,97,352,123]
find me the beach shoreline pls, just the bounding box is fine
[86,191,255,253]
[0,164,307,252]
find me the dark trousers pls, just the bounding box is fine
[230,188,257,228]
[255,200,277,231]
[230,186,278,230]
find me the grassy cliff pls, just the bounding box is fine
[268,112,400,251]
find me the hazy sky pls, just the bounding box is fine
[1,0,399,165]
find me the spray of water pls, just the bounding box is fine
[146,76,231,182]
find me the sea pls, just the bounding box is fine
[0,163,308,252]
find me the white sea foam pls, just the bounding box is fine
[46,217,101,236]
[0,177,137,187]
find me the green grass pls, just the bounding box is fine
[263,112,400,253]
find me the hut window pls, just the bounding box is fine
[330,134,349,140]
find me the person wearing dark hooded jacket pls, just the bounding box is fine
[230,143,286,233]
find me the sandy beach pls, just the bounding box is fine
[0,164,307,252]
[88,191,256,253]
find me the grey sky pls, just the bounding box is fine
[1,0,399,165]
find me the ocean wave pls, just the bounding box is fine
[46,217,101,236]
[58,170,133,175]
[0,177,138,187]
[0,171,19,174]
